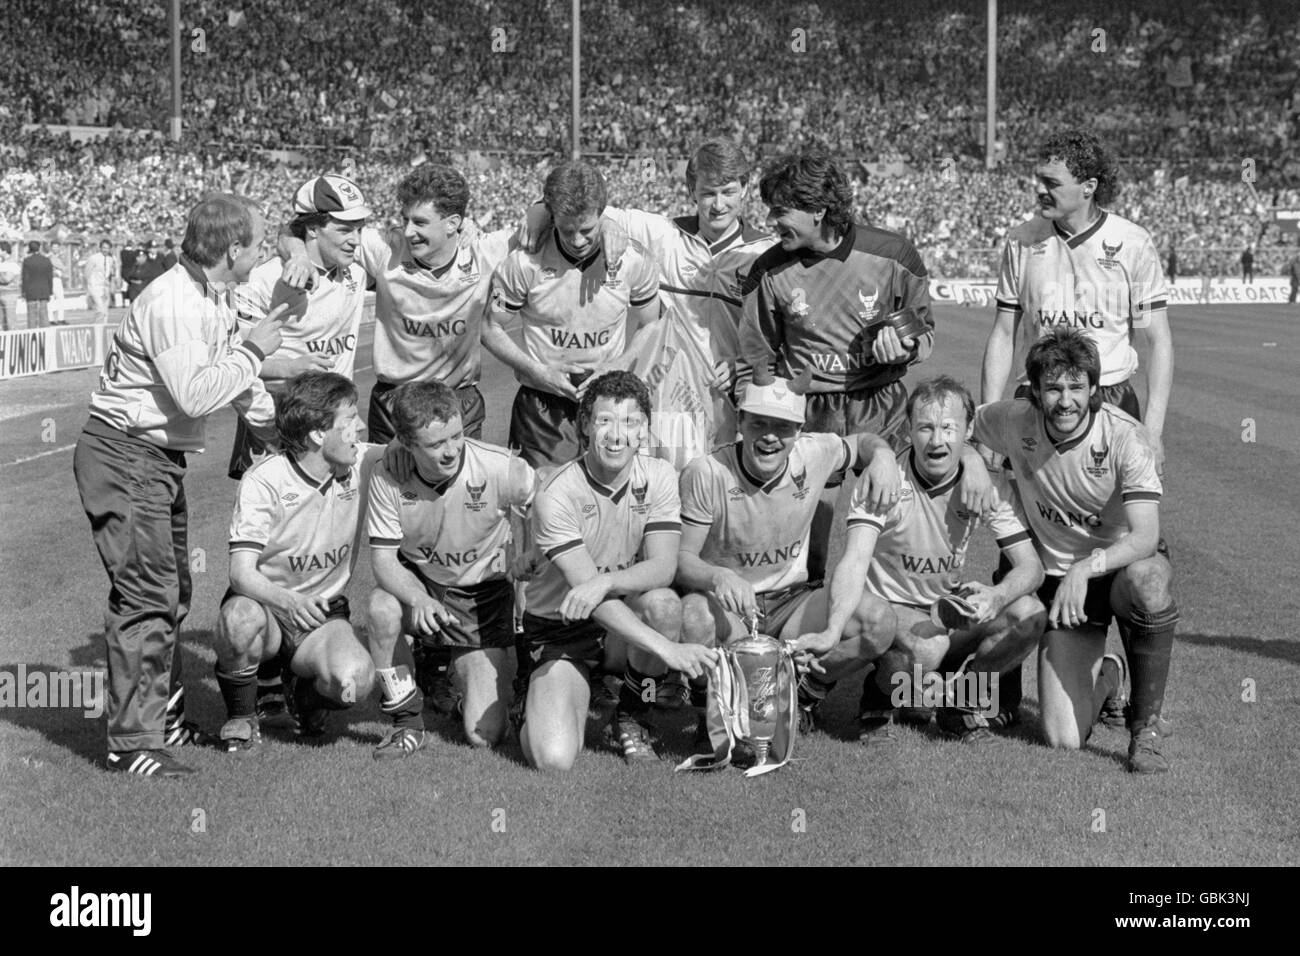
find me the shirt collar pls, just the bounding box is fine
[413,451,465,495]
[908,451,963,498]
[1053,210,1108,249]
[288,454,336,496]
[798,223,855,264]
[179,254,235,304]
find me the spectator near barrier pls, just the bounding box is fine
[21,241,53,329]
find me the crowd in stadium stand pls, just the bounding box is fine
[2,0,1298,284]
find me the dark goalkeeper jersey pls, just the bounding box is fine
[739,223,933,393]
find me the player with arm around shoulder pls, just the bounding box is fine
[798,377,1047,745]
[228,175,372,480]
[974,328,1177,773]
[216,372,379,752]
[365,381,535,755]
[520,371,718,770]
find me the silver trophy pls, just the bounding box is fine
[731,616,782,765]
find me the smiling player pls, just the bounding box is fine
[228,175,371,483]
[520,371,717,769]
[216,372,379,752]
[280,165,518,447]
[740,148,934,585]
[981,129,1172,461]
[799,377,1046,744]
[975,329,1176,773]
[979,130,1173,729]
[676,368,904,742]
[540,140,775,400]
[365,381,534,756]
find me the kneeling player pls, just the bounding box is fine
[974,329,1176,772]
[676,368,904,736]
[796,376,1046,744]
[366,381,533,756]
[521,371,718,770]
[216,372,379,752]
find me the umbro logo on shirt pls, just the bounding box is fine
[727,486,745,499]
[582,503,597,517]
[1021,436,1038,452]
[281,492,299,502]
[400,490,419,501]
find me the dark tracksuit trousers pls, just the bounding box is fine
[74,416,191,753]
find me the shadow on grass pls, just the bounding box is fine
[0,661,104,766]
[8,629,383,761]
[1176,632,1300,666]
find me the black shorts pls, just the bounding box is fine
[227,381,287,480]
[411,576,514,651]
[368,380,485,446]
[522,612,605,676]
[1012,380,1141,421]
[1036,573,1117,631]
[508,378,590,469]
[804,379,908,486]
[754,582,818,639]
[221,588,350,658]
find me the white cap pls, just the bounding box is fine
[293,174,372,221]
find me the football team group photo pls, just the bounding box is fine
[2,0,1296,875]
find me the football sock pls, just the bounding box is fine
[377,665,423,729]
[216,663,258,718]
[859,667,895,718]
[256,656,284,689]
[377,643,425,730]
[1001,663,1023,715]
[1124,603,1178,728]
[163,684,187,737]
[617,664,660,720]
[513,632,531,697]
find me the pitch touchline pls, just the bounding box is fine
[1,444,77,468]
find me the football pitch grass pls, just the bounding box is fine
[1,303,1297,866]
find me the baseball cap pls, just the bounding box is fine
[738,373,807,424]
[293,175,372,221]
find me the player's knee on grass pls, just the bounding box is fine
[464,705,507,749]
[1121,556,1173,612]
[523,661,587,771]
[218,596,268,661]
[525,730,579,772]
[1037,633,1101,750]
[365,588,404,653]
[679,593,717,647]
[457,650,510,748]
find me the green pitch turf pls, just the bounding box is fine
[1,304,1297,866]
